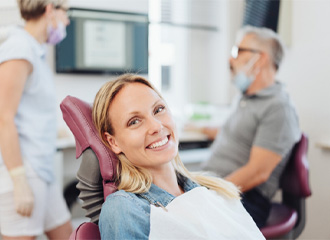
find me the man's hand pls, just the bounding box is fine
[201,126,219,140]
[184,124,219,141]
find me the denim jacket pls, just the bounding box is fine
[99,174,199,239]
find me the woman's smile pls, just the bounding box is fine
[146,135,170,150]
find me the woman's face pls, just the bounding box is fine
[53,7,70,27]
[105,83,178,170]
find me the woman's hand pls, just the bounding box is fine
[10,166,34,217]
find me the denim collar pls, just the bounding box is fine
[138,173,199,208]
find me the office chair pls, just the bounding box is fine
[260,133,311,239]
[61,96,118,240]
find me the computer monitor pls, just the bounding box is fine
[55,8,148,74]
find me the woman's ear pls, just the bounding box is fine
[104,132,122,154]
[43,3,57,27]
[44,3,54,18]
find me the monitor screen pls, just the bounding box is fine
[55,8,149,74]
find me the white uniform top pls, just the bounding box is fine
[0,27,56,193]
[149,187,265,240]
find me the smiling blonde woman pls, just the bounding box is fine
[90,74,265,239]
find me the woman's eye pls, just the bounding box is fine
[128,118,140,126]
[155,106,165,114]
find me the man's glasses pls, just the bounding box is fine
[231,46,261,59]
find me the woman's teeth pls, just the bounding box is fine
[148,137,168,149]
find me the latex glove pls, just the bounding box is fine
[9,166,34,217]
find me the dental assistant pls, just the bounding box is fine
[0,0,72,239]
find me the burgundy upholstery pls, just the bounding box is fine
[60,95,118,198]
[69,222,100,240]
[280,133,311,197]
[261,204,298,239]
[61,96,120,240]
[260,133,311,239]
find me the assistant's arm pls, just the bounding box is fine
[0,60,31,170]
[0,59,34,216]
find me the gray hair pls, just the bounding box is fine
[17,0,68,21]
[236,25,285,71]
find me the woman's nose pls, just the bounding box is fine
[147,117,163,135]
[65,16,70,26]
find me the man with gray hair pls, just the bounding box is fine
[201,26,301,228]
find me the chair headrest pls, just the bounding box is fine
[60,96,118,187]
[281,133,311,197]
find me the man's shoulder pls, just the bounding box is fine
[265,83,295,110]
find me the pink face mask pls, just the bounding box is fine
[47,21,67,45]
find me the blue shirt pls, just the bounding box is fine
[99,174,199,239]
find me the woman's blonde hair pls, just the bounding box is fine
[17,0,68,21]
[93,74,240,199]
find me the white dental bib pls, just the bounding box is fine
[149,187,265,239]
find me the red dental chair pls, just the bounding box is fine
[260,133,311,239]
[61,96,311,240]
[61,95,118,240]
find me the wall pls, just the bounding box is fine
[148,0,232,129]
[277,1,330,238]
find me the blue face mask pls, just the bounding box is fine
[232,55,260,93]
[233,72,254,93]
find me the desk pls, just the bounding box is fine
[179,131,213,150]
[316,140,330,150]
[180,148,212,171]
[55,131,212,189]
[56,137,76,150]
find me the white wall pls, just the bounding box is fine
[277,1,330,238]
